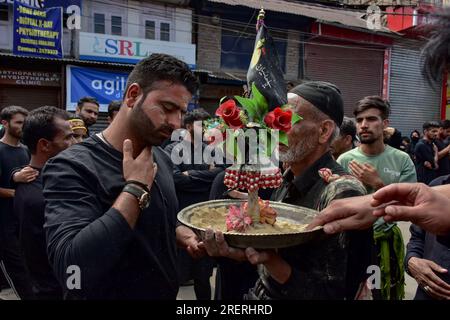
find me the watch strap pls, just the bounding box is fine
[123,183,149,209]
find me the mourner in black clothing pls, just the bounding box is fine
[0,105,35,300]
[14,106,75,300]
[42,54,203,299]
[435,120,450,177]
[415,121,440,185]
[204,82,373,300]
[165,108,222,300]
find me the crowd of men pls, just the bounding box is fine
[1,8,450,301]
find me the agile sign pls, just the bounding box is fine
[79,32,196,68]
[66,65,129,112]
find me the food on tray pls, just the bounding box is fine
[189,204,307,234]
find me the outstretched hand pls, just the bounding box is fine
[371,183,450,236]
[307,194,377,234]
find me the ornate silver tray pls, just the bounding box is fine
[177,199,325,249]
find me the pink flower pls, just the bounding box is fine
[226,204,253,232]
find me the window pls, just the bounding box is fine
[111,16,122,36]
[221,28,286,72]
[160,22,170,41]
[94,13,105,34]
[145,20,155,40]
[0,6,8,21]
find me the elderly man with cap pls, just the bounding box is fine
[205,81,373,300]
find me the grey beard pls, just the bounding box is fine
[279,145,314,164]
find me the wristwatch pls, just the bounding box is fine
[123,183,150,210]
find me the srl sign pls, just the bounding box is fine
[79,32,196,68]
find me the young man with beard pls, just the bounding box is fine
[42,54,203,299]
[75,97,99,136]
[204,81,372,300]
[434,120,450,177]
[0,106,36,300]
[14,106,75,300]
[337,96,416,299]
[337,96,416,193]
[415,121,440,184]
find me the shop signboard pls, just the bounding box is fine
[79,32,196,68]
[66,65,129,112]
[13,1,63,59]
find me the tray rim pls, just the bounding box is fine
[177,199,323,237]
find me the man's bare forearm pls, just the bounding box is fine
[0,187,14,198]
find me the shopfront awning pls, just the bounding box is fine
[208,0,394,34]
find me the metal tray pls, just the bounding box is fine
[177,199,325,249]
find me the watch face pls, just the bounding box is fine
[140,193,150,209]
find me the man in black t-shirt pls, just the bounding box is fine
[0,105,35,299]
[415,121,440,184]
[435,120,450,177]
[14,106,75,300]
[42,54,204,299]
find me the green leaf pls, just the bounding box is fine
[219,96,228,104]
[251,83,268,117]
[279,131,288,146]
[235,96,259,122]
[292,113,302,125]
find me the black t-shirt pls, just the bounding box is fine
[435,139,450,176]
[14,169,62,299]
[0,141,29,224]
[42,135,179,299]
[414,139,438,184]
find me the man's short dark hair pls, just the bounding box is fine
[182,108,210,127]
[423,121,440,131]
[440,119,450,129]
[125,53,199,98]
[354,96,390,120]
[0,106,29,122]
[22,106,70,154]
[77,96,99,109]
[108,100,121,118]
[340,117,356,142]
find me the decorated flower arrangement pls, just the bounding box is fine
[213,83,301,147]
[204,9,302,231]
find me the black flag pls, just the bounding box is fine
[247,20,287,111]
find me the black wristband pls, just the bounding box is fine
[125,180,150,193]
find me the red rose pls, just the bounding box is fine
[215,99,243,128]
[264,107,292,132]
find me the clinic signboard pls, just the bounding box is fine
[0,0,81,10]
[66,65,129,112]
[13,1,63,58]
[79,32,196,68]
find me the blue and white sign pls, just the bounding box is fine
[66,65,129,112]
[13,1,63,59]
[0,0,82,10]
[79,32,196,68]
